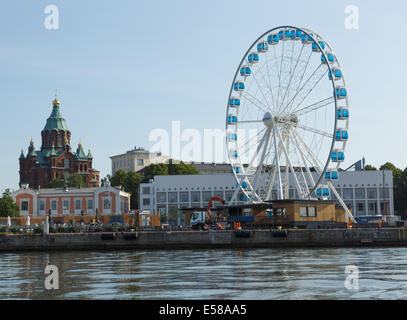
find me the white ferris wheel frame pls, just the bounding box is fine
[225,26,355,223]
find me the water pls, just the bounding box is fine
[0,248,407,300]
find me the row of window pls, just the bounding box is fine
[112,158,144,170]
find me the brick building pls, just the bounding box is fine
[19,95,100,189]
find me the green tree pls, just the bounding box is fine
[379,163,406,216]
[67,173,86,188]
[168,159,199,175]
[45,178,65,188]
[364,164,377,171]
[0,189,19,217]
[141,163,168,183]
[124,171,142,209]
[110,170,127,188]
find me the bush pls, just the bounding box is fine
[34,227,43,234]
[68,226,77,233]
[10,226,19,233]
[104,225,114,232]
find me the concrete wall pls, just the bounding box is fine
[1,228,407,252]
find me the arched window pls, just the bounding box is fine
[64,159,70,169]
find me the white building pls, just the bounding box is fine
[110,147,168,175]
[139,170,394,225]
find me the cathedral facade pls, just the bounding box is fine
[19,95,100,189]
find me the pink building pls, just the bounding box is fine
[12,184,130,217]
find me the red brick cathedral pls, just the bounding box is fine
[19,95,100,189]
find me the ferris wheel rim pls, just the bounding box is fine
[225,26,348,202]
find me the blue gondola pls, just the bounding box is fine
[321,53,335,64]
[279,30,284,40]
[242,181,248,188]
[331,150,345,162]
[329,68,342,80]
[230,151,238,158]
[294,30,302,40]
[231,166,242,174]
[228,133,237,141]
[240,66,251,77]
[229,97,240,108]
[233,81,245,92]
[325,170,339,181]
[248,52,259,64]
[335,129,349,141]
[335,87,347,99]
[312,41,325,52]
[316,186,330,198]
[301,32,314,44]
[257,41,268,52]
[227,115,238,125]
[337,107,349,120]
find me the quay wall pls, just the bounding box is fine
[1,228,407,252]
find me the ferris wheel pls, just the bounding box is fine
[226,26,355,223]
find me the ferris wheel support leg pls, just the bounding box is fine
[266,128,284,200]
[276,127,303,200]
[327,182,357,224]
[253,129,272,194]
[272,126,284,200]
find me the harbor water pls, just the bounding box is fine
[0,247,407,300]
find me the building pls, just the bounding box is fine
[19,95,100,189]
[189,162,231,174]
[11,184,130,217]
[139,170,394,225]
[110,147,168,175]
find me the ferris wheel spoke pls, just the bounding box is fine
[294,96,335,117]
[292,129,324,172]
[278,43,305,116]
[250,70,274,112]
[252,62,277,111]
[246,128,270,173]
[240,92,269,114]
[288,128,316,195]
[280,62,324,116]
[235,127,267,155]
[291,122,333,139]
[236,120,263,124]
[285,67,329,116]
[265,128,284,200]
[289,132,310,197]
[264,51,277,108]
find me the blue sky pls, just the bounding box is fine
[0,0,405,192]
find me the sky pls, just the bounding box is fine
[0,0,406,193]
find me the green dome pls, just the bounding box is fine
[42,100,69,132]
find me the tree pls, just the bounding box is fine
[110,170,142,210]
[68,173,86,188]
[364,164,377,171]
[45,173,86,188]
[110,170,127,188]
[379,162,407,216]
[0,189,19,217]
[141,163,168,183]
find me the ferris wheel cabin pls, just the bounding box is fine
[337,107,349,120]
[331,149,345,162]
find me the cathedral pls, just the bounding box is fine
[19,95,100,189]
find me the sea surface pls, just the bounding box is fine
[0,247,406,300]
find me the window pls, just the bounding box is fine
[299,207,317,217]
[157,192,166,204]
[367,188,377,199]
[355,188,365,199]
[142,198,151,206]
[343,188,353,200]
[21,201,29,211]
[51,200,57,211]
[202,191,212,202]
[137,159,144,166]
[63,200,69,211]
[87,199,93,210]
[39,200,45,211]
[379,188,390,199]
[225,191,234,201]
[103,198,111,209]
[356,202,365,213]
[75,199,81,210]
[142,187,151,195]
[179,192,189,203]
[191,192,200,202]
[64,159,70,169]
[168,192,178,203]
